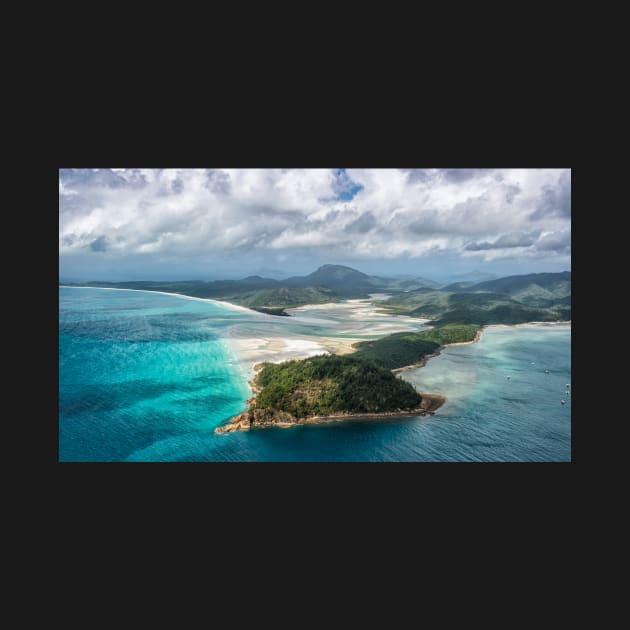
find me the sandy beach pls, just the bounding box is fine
[59,285,261,315]
[227,297,430,378]
[226,334,362,381]
[486,321,571,330]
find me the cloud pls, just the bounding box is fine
[89,235,109,252]
[535,229,571,252]
[465,231,539,251]
[529,169,571,220]
[345,212,376,233]
[59,179,78,196]
[59,168,570,269]
[442,169,486,183]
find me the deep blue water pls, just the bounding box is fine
[59,288,571,461]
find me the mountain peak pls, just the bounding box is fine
[310,264,369,280]
[316,264,358,272]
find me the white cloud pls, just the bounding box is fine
[59,168,571,267]
[59,179,78,196]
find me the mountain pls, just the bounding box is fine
[464,272,571,306]
[282,264,440,296]
[227,286,337,310]
[466,271,571,293]
[377,271,571,325]
[440,281,476,291]
[445,270,498,284]
[74,265,441,304]
[284,264,387,297]
[390,277,441,291]
[68,268,570,323]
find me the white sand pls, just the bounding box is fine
[228,336,329,379]
[62,286,436,378]
[60,285,260,315]
[487,321,571,330]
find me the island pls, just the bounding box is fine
[216,354,445,434]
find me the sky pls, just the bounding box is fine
[59,168,570,282]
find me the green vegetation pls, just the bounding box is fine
[466,272,571,297]
[230,286,337,309]
[353,324,481,370]
[253,354,422,418]
[376,273,570,325]
[376,289,451,317]
[71,269,571,324]
[75,265,444,306]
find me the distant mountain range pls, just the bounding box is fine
[377,271,571,325]
[65,265,570,322]
[444,270,498,284]
[70,264,441,306]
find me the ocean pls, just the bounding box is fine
[59,288,571,462]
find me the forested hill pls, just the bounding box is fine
[251,354,422,418]
[377,271,571,324]
[65,264,441,309]
[64,267,571,321]
[463,271,571,298]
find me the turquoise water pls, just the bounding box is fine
[59,288,571,461]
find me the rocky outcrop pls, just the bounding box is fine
[215,393,446,435]
[215,408,298,434]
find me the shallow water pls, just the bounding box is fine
[59,288,571,461]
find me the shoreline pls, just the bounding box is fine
[390,321,571,374]
[216,393,446,434]
[486,321,571,329]
[63,288,570,433]
[392,328,484,374]
[59,285,261,315]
